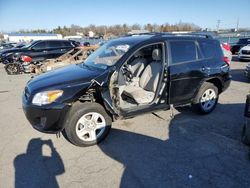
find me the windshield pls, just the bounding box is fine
[83,41,131,70]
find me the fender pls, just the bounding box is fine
[192,76,223,102]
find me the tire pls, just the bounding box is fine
[5,63,21,75]
[63,102,112,147]
[193,82,219,114]
[242,120,250,145]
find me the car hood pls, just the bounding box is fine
[240,45,250,51]
[27,64,104,94]
[0,47,26,55]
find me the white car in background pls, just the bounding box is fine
[238,44,250,61]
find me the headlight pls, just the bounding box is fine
[32,90,63,106]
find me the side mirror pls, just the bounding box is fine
[29,47,36,51]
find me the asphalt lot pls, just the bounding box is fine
[0,58,250,188]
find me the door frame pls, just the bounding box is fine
[109,41,169,117]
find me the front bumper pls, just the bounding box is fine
[238,54,250,60]
[22,94,70,133]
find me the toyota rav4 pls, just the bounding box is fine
[22,33,231,146]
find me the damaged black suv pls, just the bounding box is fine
[22,33,231,146]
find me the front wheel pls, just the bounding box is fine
[193,82,218,114]
[5,63,21,75]
[63,102,112,147]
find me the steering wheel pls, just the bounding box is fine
[122,64,133,81]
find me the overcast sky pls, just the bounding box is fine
[0,0,249,32]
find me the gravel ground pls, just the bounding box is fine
[0,58,249,188]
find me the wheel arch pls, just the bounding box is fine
[192,77,223,104]
[70,86,115,121]
[205,77,223,94]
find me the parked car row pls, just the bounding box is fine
[0,39,79,63]
[238,44,250,61]
[0,42,26,50]
[22,33,231,146]
[231,37,250,55]
[230,37,250,64]
[0,39,100,75]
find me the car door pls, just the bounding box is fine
[46,41,65,59]
[61,41,75,54]
[111,42,168,118]
[168,40,208,105]
[28,41,48,61]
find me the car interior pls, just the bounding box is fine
[110,43,164,110]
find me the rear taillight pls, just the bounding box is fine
[21,55,32,62]
[223,56,230,65]
[222,43,231,51]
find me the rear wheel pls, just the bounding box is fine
[63,102,112,147]
[193,82,218,114]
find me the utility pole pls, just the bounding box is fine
[236,17,239,31]
[216,20,221,32]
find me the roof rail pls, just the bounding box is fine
[170,33,213,39]
[124,32,213,39]
[123,32,163,37]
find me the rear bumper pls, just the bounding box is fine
[222,75,231,92]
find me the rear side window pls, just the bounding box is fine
[199,41,215,58]
[62,41,72,47]
[47,41,62,48]
[170,41,201,64]
[199,40,222,59]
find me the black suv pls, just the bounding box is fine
[231,37,250,54]
[0,40,79,63]
[22,33,231,146]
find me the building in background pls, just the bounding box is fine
[3,33,63,42]
[64,35,82,40]
[88,31,95,38]
[128,30,149,35]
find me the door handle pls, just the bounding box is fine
[201,66,210,72]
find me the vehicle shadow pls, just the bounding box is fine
[99,103,250,188]
[14,138,65,188]
[230,69,250,83]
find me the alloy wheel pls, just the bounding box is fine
[75,112,106,142]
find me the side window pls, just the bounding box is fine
[47,41,62,48]
[62,41,71,47]
[32,41,46,50]
[199,40,223,59]
[170,41,200,64]
[199,41,215,58]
